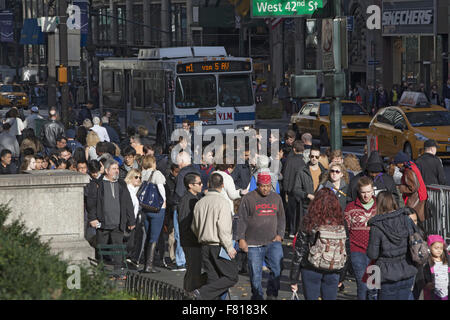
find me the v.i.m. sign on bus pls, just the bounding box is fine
[252,0,324,17]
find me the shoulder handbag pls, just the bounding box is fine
[406,215,429,265]
[137,171,164,213]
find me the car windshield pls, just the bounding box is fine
[406,111,450,127]
[175,75,217,108]
[219,74,253,107]
[0,85,22,92]
[319,103,367,116]
[342,103,367,115]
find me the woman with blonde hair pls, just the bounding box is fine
[344,154,362,177]
[125,168,143,263]
[85,130,100,161]
[318,162,349,213]
[140,155,166,273]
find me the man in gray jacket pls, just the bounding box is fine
[189,173,238,300]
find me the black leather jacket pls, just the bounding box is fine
[40,119,65,148]
[289,221,351,284]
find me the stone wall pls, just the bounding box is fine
[0,170,93,264]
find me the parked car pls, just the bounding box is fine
[289,100,372,145]
[369,92,450,160]
[0,84,29,109]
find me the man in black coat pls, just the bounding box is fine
[415,139,447,185]
[172,151,201,270]
[349,151,399,205]
[0,149,17,174]
[293,146,327,215]
[231,149,252,190]
[40,108,65,155]
[178,172,203,291]
[88,159,136,277]
[282,140,306,236]
[77,100,93,125]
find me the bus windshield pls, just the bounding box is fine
[219,74,253,107]
[175,75,217,108]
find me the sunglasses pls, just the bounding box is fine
[310,155,320,159]
[134,176,142,180]
[330,170,341,174]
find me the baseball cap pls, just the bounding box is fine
[31,106,39,113]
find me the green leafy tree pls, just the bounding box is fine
[0,203,134,300]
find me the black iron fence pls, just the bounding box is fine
[125,272,191,300]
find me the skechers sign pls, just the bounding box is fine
[382,0,436,36]
[383,9,433,26]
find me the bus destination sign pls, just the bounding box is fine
[252,0,323,18]
[177,61,251,74]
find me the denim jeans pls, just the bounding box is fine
[301,268,340,300]
[143,208,165,243]
[247,241,284,300]
[379,277,415,300]
[351,251,378,300]
[173,210,186,267]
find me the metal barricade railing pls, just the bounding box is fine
[423,184,450,242]
[125,272,191,300]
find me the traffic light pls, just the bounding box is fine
[58,66,68,83]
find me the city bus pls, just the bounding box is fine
[99,46,255,147]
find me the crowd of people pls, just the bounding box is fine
[347,80,450,114]
[280,79,450,118]
[0,103,448,300]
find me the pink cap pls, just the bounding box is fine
[427,234,445,247]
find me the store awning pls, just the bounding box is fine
[20,18,45,45]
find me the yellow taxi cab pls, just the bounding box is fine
[369,91,450,160]
[289,100,372,145]
[0,84,29,109]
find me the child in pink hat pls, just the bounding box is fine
[423,235,449,300]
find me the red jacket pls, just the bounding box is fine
[400,161,428,222]
[344,197,377,254]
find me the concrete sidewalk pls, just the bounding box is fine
[132,240,358,300]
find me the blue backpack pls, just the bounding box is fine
[137,171,164,213]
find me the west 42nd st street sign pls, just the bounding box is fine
[252,0,324,17]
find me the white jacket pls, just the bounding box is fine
[212,170,241,215]
[91,125,110,142]
[6,117,25,136]
[127,184,140,218]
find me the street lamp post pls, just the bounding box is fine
[329,0,343,151]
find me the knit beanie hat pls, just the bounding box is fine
[427,234,445,247]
